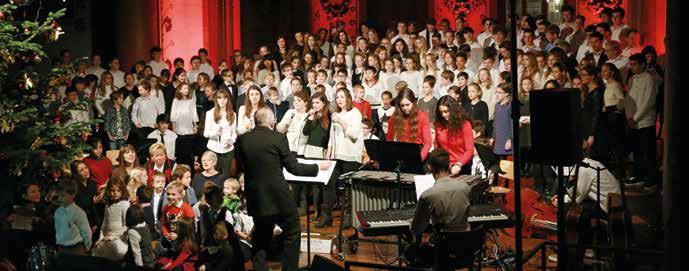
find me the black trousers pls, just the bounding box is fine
[573,199,608,266]
[213,149,234,177]
[251,213,301,271]
[323,160,361,215]
[631,126,657,184]
[175,134,196,168]
[132,127,155,147]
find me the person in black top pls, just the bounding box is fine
[197,186,245,271]
[235,107,330,271]
[464,83,490,128]
[71,160,101,232]
[217,68,240,112]
[579,65,605,161]
[266,87,290,124]
[165,68,187,115]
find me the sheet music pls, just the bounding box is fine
[283,159,337,184]
[11,205,35,231]
[414,174,435,200]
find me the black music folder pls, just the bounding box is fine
[364,139,424,174]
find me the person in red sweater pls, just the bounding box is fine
[146,143,175,187]
[160,181,195,242]
[157,216,198,270]
[434,96,474,174]
[352,84,372,120]
[83,138,112,187]
[386,88,432,160]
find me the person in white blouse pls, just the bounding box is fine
[108,58,125,89]
[379,59,401,94]
[400,57,424,97]
[476,68,497,119]
[198,48,215,78]
[94,71,118,117]
[477,18,494,48]
[204,89,238,176]
[170,83,199,167]
[87,54,107,81]
[277,90,310,156]
[277,90,312,215]
[92,179,131,261]
[362,66,384,107]
[237,85,268,135]
[131,80,165,145]
[147,75,167,112]
[317,88,364,228]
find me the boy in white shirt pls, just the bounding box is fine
[316,69,334,100]
[87,53,107,80]
[147,46,168,76]
[198,48,215,78]
[187,56,202,84]
[108,58,125,88]
[278,65,294,101]
[362,66,384,107]
[148,114,178,161]
[454,52,476,83]
[435,70,454,98]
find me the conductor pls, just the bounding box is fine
[236,107,331,271]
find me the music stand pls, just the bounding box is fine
[364,140,424,174]
[283,158,336,270]
[364,140,423,266]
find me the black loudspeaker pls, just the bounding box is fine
[311,254,344,271]
[52,254,123,271]
[529,88,583,166]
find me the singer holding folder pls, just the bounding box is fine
[236,107,331,271]
[317,88,364,228]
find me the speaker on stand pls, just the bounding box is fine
[529,88,582,270]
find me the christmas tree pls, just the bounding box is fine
[0,2,95,178]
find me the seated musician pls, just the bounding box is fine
[470,120,499,178]
[405,149,471,267]
[551,141,621,264]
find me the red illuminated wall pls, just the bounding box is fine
[158,0,241,70]
[311,0,360,38]
[636,0,666,54]
[431,0,491,35]
[574,0,665,54]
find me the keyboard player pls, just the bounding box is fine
[406,149,471,266]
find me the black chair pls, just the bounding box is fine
[434,225,486,271]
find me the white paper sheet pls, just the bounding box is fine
[283,159,337,184]
[414,174,435,200]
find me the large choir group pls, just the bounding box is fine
[1,5,663,271]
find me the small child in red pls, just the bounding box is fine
[160,181,195,241]
[82,138,112,187]
[352,85,372,120]
[156,216,198,270]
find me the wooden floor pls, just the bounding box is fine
[251,210,559,271]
